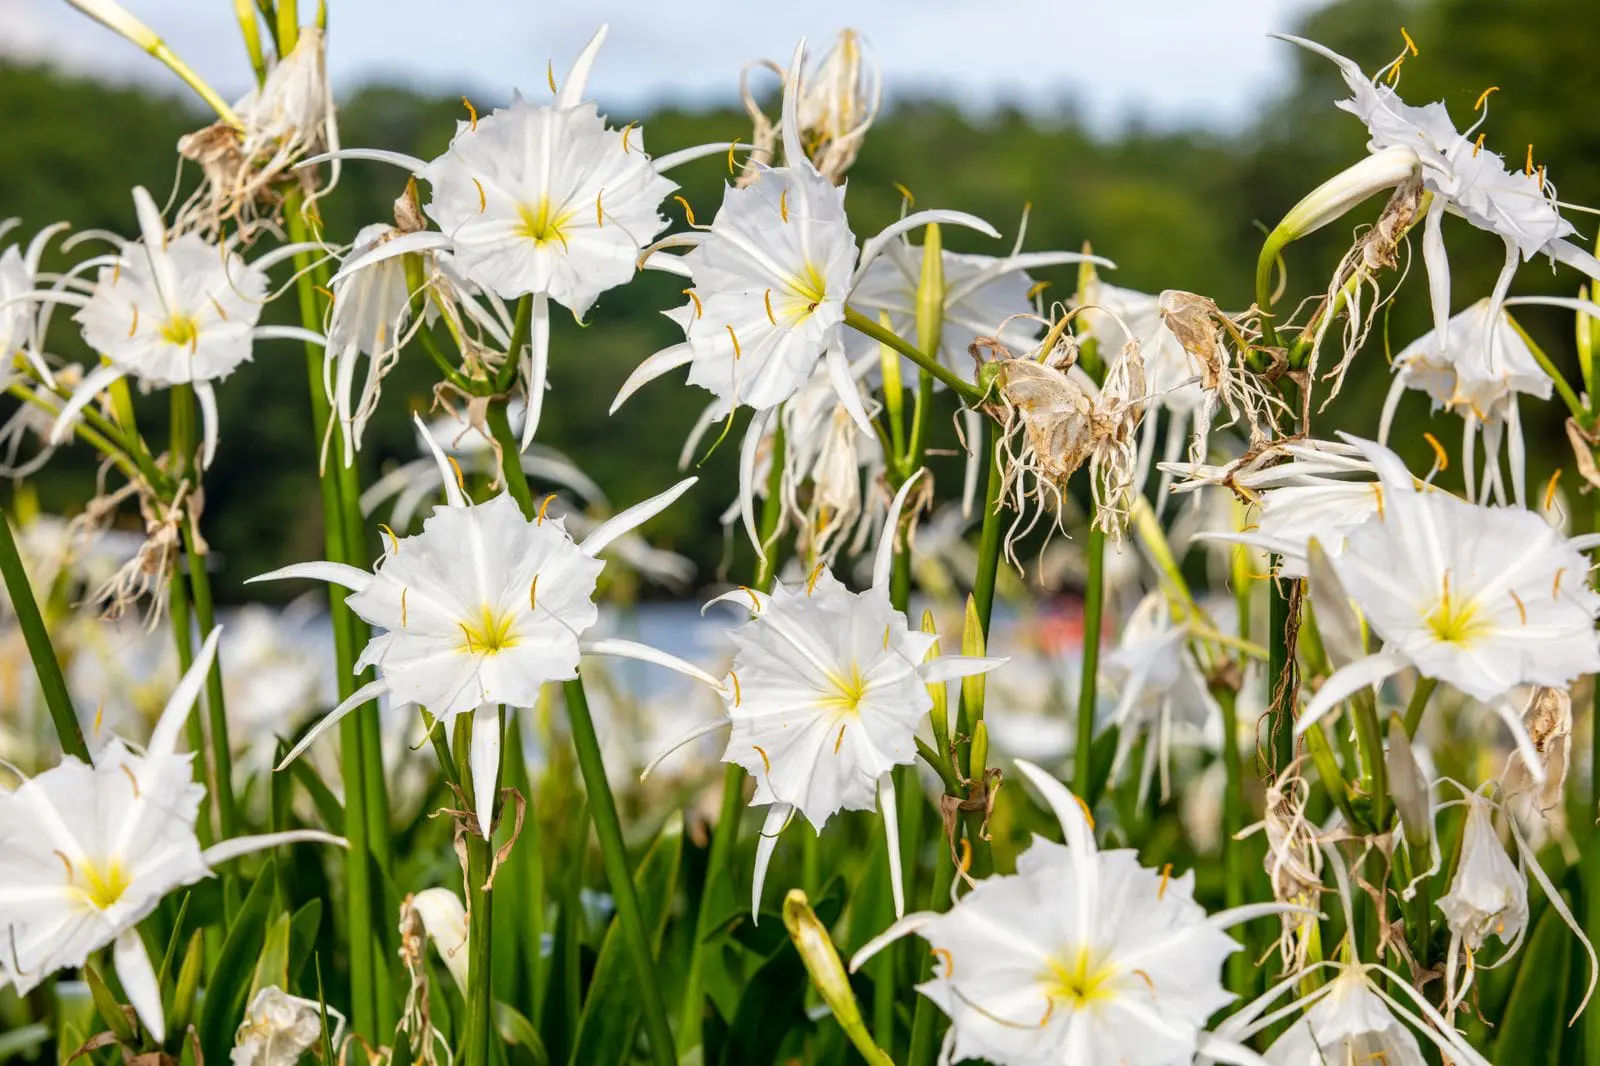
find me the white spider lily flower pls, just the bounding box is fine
[645,473,1003,919]
[251,415,721,834]
[1425,779,1596,1018]
[325,222,416,466]
[1277,36,1600,360]
[1256,967,1437,1066]
[1210,843,1491,1066]
[409,886,470,994]
[0,628,344,1042]
[615,40,999,435]
[1277,437,1600,777]
[46,187,318,467]
[231,986,344,1066]
[0,218,71,385]
[851,761,1298,1066]
[848,238,1108,378]
[1379,299,1550,507]
[1438,790,1527,954]
[309,26,731,448]
[1171,438,1384,579]
[1101,592,1222,802]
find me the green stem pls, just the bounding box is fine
[456,713,495,1066]
[1215,685,1249,996]
[906,851,957,1066]
[1401,676,1438,739]
[0,509,87,762]
[486,401,534,513]
[283,190,378,1041]
[181,524,237,838]
[1506,315,1586,424]
[564,675,677,1066]
[1255,233,1286,353]
[1073,524,1105,797]
[495,295,533,395]
[844,307,982,405]
[969,421,1004,637]
[682,413,787,1050]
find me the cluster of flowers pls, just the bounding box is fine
[4,6,1600,1065]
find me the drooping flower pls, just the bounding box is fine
[232,987,344,1066]
[316,26,728,447]
[645,472,1002,918]
[1282,437,1600,774]
[324,221,417,466]
[1278,35,1600,360]
[47,187,316,466]
[1101,591,1222,801]
[852,761,1295,1066]
[614,39,998,437]
[0,629,343,1041]
[252,415,722,833]
[1378,299,1551,506]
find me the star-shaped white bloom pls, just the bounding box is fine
[644,472,1002,918]
[0,629,341,1042]
[311,26,730,448]
[253,415,721,833]
[45,187,316,467]
[1283,437,1600,775]
[853,761,1294,1066]
[614,39,999,438]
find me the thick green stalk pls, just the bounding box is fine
[180,524,238,838]
[1073,525,1105,797]
[169,384,237,837]
[1401,677,1438,739]
[1588,483,1600,1066]
[166,554,212,845]
[564,675,677,1066]
[969,421,1004,637]
[0,509,88,762]
[282,192,379,1041]
[680,415,787,1049]
[456,712,496,1066]
[844,307,982,404]
[486,402,533,512]
[1215,686,1249,995]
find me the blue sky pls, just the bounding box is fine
[6,0,1322,131]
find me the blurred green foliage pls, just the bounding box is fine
[4,0,1599,598]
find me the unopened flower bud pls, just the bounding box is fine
[1385,716,1430,849]
[1270,145,1421,245]
[795,30,881,183]
[783,890,892,1065]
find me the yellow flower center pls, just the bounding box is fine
[515,197,575,250]
[1424,572,1490,647]
[159,314,200,350]
[78,857,132,911]
[459,605,519,655]
[1042,948,1116,1008]
[819,661,867,714]
[778,262,830,325]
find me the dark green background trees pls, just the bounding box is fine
[5,0,1597,597]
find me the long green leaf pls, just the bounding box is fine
[569,815,684,1066]
[0,509,86,761]
[1496,899,1574,1064]
[198,861,277,1063]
